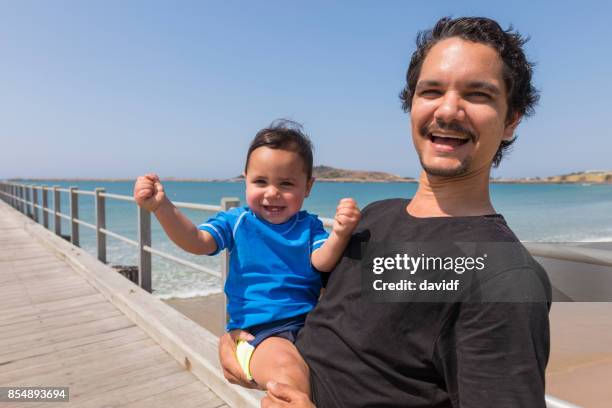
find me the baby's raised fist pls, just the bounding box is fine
[332,198,361,239]
[133,173,165,212]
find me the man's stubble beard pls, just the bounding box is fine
[415,119,477,178]
[418,154,472,177]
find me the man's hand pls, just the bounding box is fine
[261,382,316,408]
[332,198,361,239]
[134,173,166,212]
[218,330,261,390]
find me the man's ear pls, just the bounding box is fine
[305,177,315,198]
[503,112,522,141]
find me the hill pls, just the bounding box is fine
[494,170,612,184]
[312,166,414,182]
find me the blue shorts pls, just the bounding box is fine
[246,313,307,348]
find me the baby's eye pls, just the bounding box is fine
[280,181,294,187]
[253,179,266,185]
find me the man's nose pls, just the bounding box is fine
[434,92,465,123]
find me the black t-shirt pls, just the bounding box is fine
[296,199,551,408]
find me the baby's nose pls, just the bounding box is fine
[264,186,280,198]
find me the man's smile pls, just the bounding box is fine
[427,132,473,152]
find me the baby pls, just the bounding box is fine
[133,120,360,394]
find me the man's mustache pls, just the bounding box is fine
[420,120,477,143]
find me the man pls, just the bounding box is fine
[220,16,551,407]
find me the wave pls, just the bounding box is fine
[155,287,222,300]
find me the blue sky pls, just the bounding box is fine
[1,0,610,179]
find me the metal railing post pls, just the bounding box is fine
[221,197,240,324]
[95,188,106,263]
[20,185,25,213]
[138,207,152,292]
[32,186,39,223]
[53,186,61,236]
[69,186,79,246]
[26,185,32,218]
[42,187,49,228]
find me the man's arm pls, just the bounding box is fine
[218,330,262,390]
[261,382,316,408]
[439,268,550,407]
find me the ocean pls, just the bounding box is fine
[15,180,612,299]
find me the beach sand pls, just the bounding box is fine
[164,295,612,407]
[546,302,612,407]
[163,293,226,337]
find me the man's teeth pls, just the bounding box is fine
[431,133,468,140]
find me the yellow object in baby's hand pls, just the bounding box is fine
[236,339,256,381]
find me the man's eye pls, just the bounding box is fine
[420,89,442,98]
[466,92,491,101]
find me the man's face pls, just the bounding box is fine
[410,37,519,177]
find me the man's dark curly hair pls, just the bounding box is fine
[399,17,539,167]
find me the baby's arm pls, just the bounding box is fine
[133,174,217,255]
[311,198,361,272]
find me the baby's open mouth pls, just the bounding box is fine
[263,205,285,212]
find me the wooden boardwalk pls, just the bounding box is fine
[0,202,259,407]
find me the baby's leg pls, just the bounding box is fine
[249,337,310,395]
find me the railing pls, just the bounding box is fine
[2,180,611,286]
[0,180,600,408]
[0,181,333,320]
[2,180,612,289]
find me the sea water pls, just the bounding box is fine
[16,180,612,298]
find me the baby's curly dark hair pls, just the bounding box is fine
[245,119,314,180]
[399,17,540,167]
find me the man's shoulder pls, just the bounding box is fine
[362,198,409,218]
[474,243,552,303]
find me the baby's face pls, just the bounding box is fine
[245,147,313,224]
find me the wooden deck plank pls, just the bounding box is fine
[73,370,199,408]
[2,341,164,384]
[26,286,100,304]
[0,202,258,408]
[0,315,136,353]
[0,278,91,299]
[0,325,144,366]
[67,360,183,402]
[0,293,106,324]
[0,296,32,310]
[0,303,123,341]
[0,326,150,373]
[122,382,222,408]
